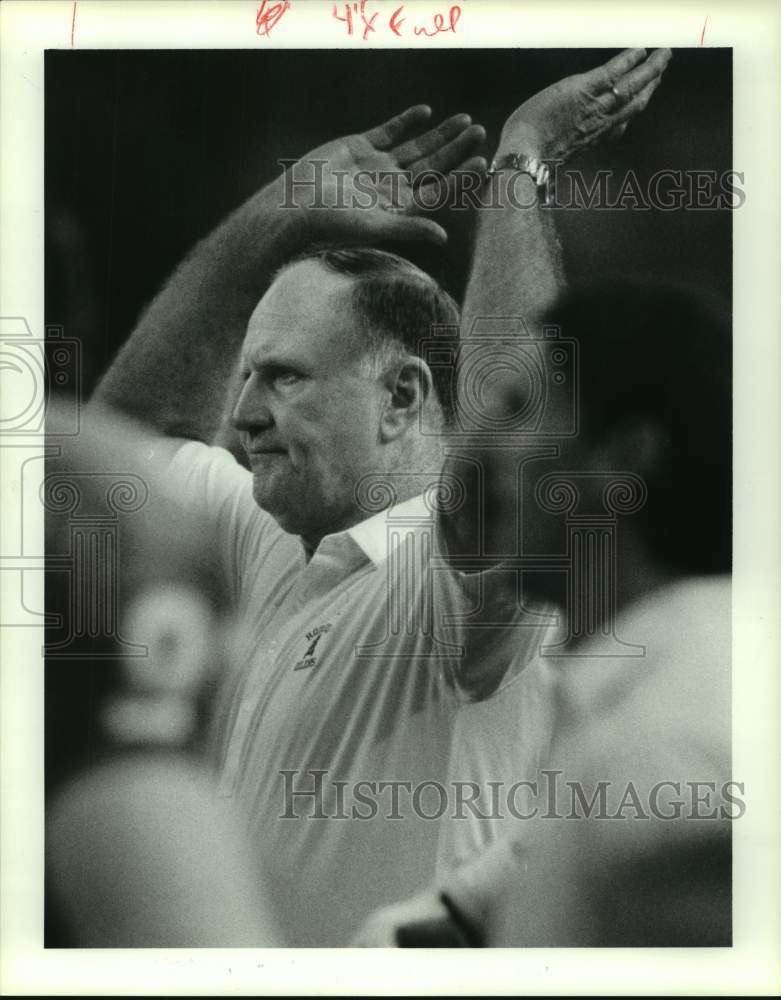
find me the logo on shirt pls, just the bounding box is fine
[293,623,332,671]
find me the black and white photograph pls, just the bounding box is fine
[1,0,779,995]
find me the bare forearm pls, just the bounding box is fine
[94,176,306,441]
[444,147,565,559]
[93,105,488,441]
[462,153,564,336]
[460,46,672,392]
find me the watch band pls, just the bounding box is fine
[486,152,551,199]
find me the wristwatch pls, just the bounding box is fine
[486,152,552,201]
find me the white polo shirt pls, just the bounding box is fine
[170,441,558,945]
[443,575,732,947]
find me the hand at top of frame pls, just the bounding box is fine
[283,105,487,246]
[499,48,672,162]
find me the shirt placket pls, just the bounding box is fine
[217,533,370,798]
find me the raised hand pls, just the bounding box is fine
[283,105,487,245]
[500,48,673,161]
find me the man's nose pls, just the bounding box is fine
[231,374,273,432]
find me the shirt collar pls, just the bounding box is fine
[345,493,432,566]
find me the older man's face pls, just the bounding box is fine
[232,260,388,545]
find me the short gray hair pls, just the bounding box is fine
[278,247,460,423]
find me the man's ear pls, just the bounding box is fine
[379,357,434,442]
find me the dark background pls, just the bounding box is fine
[46,47,732,396]
[44,44,733,789]
[44,47,732,945]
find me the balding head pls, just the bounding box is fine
[231,250,456,546]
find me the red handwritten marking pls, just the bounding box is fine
[70,0,77,47]
[332,3,353,34]
[389,5,405,36]
[413,4,461,37]
[332,1,459,40]
[333,1,378,41]
[356,0,378,41]
[700,15,708,45]
[256,0,291,37]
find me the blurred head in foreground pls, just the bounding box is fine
[45,401,278,946]
[555,283,730,570]
[521,283,730,614]
[499,284,732,945]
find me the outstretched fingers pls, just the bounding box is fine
[611,73,665,126]
[592,47,649,89]
[363,104,432,149]
[594,47,672,114]
[414,153,488,208]
[409,124,487,180]
[620,46,672,98]
[392,112,474,167]
[365,106,486,179]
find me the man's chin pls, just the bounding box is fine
[252,482,304,535]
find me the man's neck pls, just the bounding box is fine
[300,476,436,556]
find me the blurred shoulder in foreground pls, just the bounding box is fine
[45,401,279,946]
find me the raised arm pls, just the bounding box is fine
[94,107,486,441]
[352,50,674,946]
[441,48,672,559]
[461,47,671,333]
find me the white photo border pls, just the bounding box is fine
[1,0,779,994]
